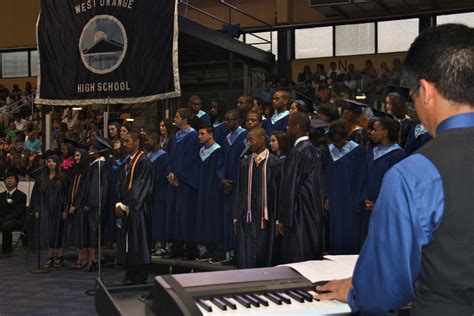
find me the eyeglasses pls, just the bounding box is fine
[407,85,420,111]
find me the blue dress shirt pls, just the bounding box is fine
[349,112,474,315]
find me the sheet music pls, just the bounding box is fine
[280,255,358,284]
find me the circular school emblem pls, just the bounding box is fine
[79,15,128,74]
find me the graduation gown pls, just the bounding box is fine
[195,144,225,246]
[361,144,406,242]
[263,111,290,136]
[65,171,88,248]
[404,123,433,155]
[196,110,211,125]
[348,128,369,151]
[103,158,125,242]
[116,152,153,266]
[278,140,325,263]
[165,129,200,241]
[83,158,108,247]
[213,122,228,147]
[235,152,280,269]
[325,141,366,255]
[148,149,168,241]
[31,174,67,249]
[221,127,248,250]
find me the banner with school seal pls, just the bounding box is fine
[35,0,180,105]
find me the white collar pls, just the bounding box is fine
[197,110,207,118]
[6,188,16,195]
[199,142,221,161]
[294,135,309,147]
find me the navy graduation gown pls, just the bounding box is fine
[235,153,281,269]
[196,110,211,125]
[325,142,366,255]
[165,129,200,241]
[31,174,68,249]
[195,145,225,246]
[65,171,88,248]
[278,140,325,263]
[149,150,168,241]
[103,158,125,242]
[116,153,154,266]
[221,128,248,250]
[404,124,433,155]
[263,112,289,136]
[361,145,406,242]
[213,122,228,147]
[349,128,369,150]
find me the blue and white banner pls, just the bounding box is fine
[35,0,180,105]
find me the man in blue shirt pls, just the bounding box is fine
[316,24,474,316]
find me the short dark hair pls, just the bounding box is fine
[328,119,349,142]
[177,107,193,122]
[3,171,19,184]
[225,109,240,119]
[289,112,310,133]
[403,24,474,106]
[246,110,262,121]
[198,124,214,135]
[318,103,340,122]
[377,118,400,143]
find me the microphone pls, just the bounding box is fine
[240,144,252,159]
[89,149,110,155]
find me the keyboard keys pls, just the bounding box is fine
[244,294,260,307]
[275,292,291,304]
[196,299,212,312]
[286,290,304,303]
[234,295,251,308]
[210,297,227,311]
[264,292,282,305]
[220,297,236,310]
[296,289,313,302]
[251,294,269,306]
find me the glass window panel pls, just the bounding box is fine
[378,19,419,53]
[437,12,474,27]
[244,31,278,59]
[1,51,29,78]
[30,50,39,76]
[335,23,375,56]
[295,26,333,59]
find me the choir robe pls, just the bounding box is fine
[221,127,248,250]
[195,144,225,246]
[196,110,211,125]
[213,121,228,147]
[325,141,366,255]
[404,123,433,155]
[103,158,126,242]
[278,139,325,263]
[148,149,168,241]
[116,152,154,266]
[165,128,200,242]
[361,144,406,242]
[31,175,67,250]
[263,111,290,136]
[65,171,88,248]
[83,158,108,248]
[349,128,369,151]
[235,152,281,269]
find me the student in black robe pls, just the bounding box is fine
[115,131,153,285]
[276,112,325,264]
[234,128,281,269]
[31,153,67,268]
[83,138,109,272]
[236,95,253,127]
[342,101,369,150]
[65,149,89,269]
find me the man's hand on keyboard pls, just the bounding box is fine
[313,277,352,303]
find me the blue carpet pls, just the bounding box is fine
[0,250,125,316]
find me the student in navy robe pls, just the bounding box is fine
[325,120,366,255]
[245,110,263,130]
[65,149,89,269]
[165,108,200,258]
[236,95,253,127]
[31,153,67,268]
[83,138,110,272]
[103,138,126,243]
[403,122,433,155]
[341,100,370,150]
[264,90,290,136]
[159,118,175,150]
[115,131,153,285]
[385,86,414,147]
[144,132,168,256]
[269,131,292,160]
[221,110,248,257]
[362,118,407,243]
[276,112,324,263]
[188,95,211,125]
[209,97,228,146]
[194,125,225,261]
[235,128,281,269]
[252,96,267,120]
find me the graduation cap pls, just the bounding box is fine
[343,99,367,113]
[90,137,112,151]
[310,118,331,129]
[371,107,393,119]
[387,85,410,102]
[41,149,61,161]
[64,138,88,150]
[293,99,309,114]
[107,119,123,127]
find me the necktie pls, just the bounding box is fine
[7,192,11,199]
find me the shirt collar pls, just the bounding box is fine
[7,188,16,195]
[253,148,269,166]
[271,110,290,125]
[294,135,309,147]
[436,112,474,135]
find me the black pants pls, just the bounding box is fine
[0,219,23,255]
[125,264,148,284]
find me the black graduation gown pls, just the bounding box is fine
[235,153,281,269]
[149,150,168,241]
[103,158,126,242]
[116,153,153,266]
[31,175,67,249]
[65,171,88,248]
[83,159,108,247]
[277,140,325,264]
